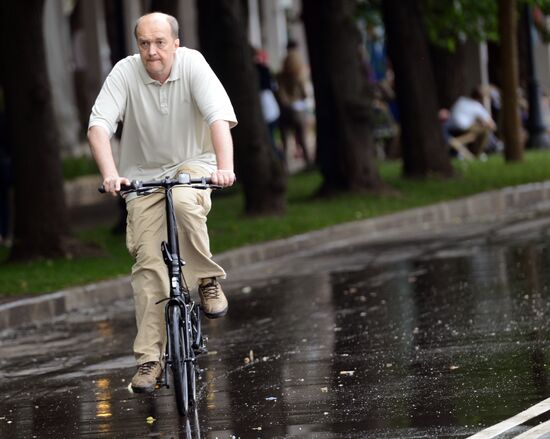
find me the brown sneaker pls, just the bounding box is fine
[198,277,228,319]
[131,361,162,393]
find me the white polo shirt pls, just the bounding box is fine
[448,97,491,132]
[89,47,237,182]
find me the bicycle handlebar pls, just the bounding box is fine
[98,173,220,194]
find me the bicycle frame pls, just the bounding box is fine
[100,174,213,415]
[160,184,204,404]
[161,184,188,385]
[162,184,186,300]
[155,178,209,415]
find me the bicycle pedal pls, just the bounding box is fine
[157,369,169,389]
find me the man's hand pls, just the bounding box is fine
[102,175,131,195]
[211,169,236,187]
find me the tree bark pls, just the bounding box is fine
[1,0,71,260]
[104,0,127,64]
[302,0,384,195]
[149,0,179,18]
[429,41,469,110]
[499,0,523,161]
[197,0,287,215]
[381,0,454,179]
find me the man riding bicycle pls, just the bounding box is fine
[87,12,237,393]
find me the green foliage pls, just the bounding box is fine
[423,0,498,51]
[3,150,550,296]
[357,0,497,51]
[356,0,383,27]
[356,0,550,52]
[62,155,99,180]
[423,0,550,51]
[529,0,550,13]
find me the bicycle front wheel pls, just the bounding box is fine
[168,304,189,416]
[187,308,198,407]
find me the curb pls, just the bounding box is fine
[214,180,550,268]
[0,278,132,332]
[2,180,550,332]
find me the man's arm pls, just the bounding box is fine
[209,120,236,187]
[88,126,130,195]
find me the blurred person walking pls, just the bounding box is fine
[255,48,282,160]
[276,41,312,167]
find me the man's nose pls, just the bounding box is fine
[148,44,157,55]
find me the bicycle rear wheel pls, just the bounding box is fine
[168,304,189,416]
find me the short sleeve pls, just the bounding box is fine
[186,50,238,128]
[88,61,128,136]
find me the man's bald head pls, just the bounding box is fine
[134,12,179,40]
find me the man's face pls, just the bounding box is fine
[136,16,179,81]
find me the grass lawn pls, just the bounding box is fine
[2,150,550,297]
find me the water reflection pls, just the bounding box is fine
[0,313,207,438]
[1,232,550,437]
[202,236,549,436]
[94,378,113,435]
[512,245,549,401]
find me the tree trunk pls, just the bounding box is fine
[1,0,71,260]
[302,0,384,196]
[149,0,179,18]
[429,41,469,110]
[381,0,454,179]
[104,0,127,64]
[197,0,287,215]
[499,0,523,161]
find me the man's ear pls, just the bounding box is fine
[175,38,180,48]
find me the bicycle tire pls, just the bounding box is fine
[168,304,189,416]
[191,305,203,352]
[187,308,198,406]
[187,352,196,406]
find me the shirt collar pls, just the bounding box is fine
[167,50,181,82]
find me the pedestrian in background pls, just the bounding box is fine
[254,48,283,161]
[276,41,312,167]
[445,86,497,157]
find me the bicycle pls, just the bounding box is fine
[100,173,219,416]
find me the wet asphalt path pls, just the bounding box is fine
[1,213,550,438]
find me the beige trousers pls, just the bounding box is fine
[125,164,225,364]
[451,122,492,157]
